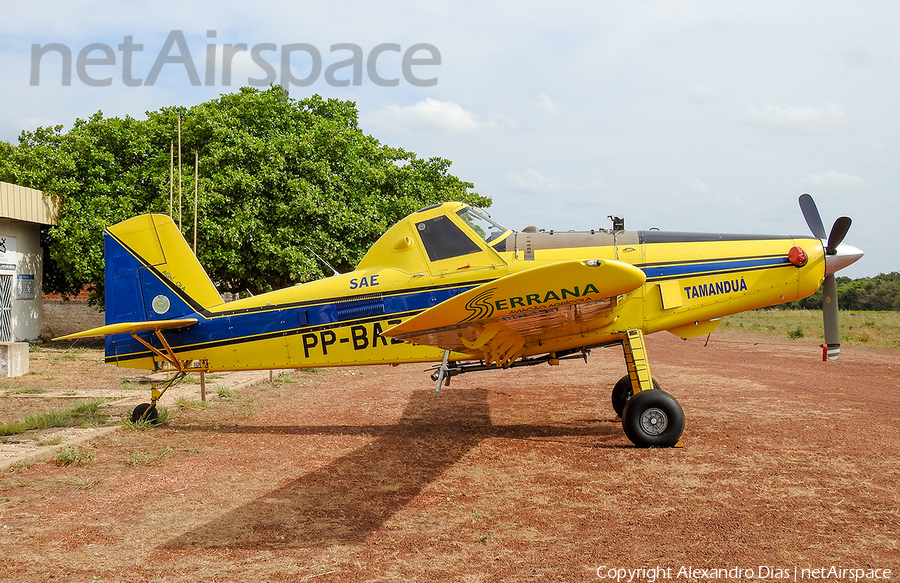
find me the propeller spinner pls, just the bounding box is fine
[798,194,864,360]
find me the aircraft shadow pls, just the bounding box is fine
[163,389,621,550]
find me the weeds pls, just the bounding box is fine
[272,371,297,384]
[788,326,805,339]
[125,446,173,466]
[0,398,108,436]
[216,387,241,400]
[39,435,65,446]
[51,348,88,363]
[59,476,95,490]
[4,387,46,395]
[120,406,171,430]
[175,397,217,411]
[53,445,95,467]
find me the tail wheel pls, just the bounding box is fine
[611,374,661,417]
[131,403,159,425]
[621,389,684,448]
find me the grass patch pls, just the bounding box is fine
[720,309,900,348]
[0,398,108,436]
[4,387,47,395]
[52,445,95,467]
[215,387,242,400]
[51,348,88,363]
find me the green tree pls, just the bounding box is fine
[0,87,489,305]
[778,273,900,311]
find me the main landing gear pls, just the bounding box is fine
[615,329,685,448]
[426,329,684,447]
[130,371,189,424]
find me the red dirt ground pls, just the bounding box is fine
[1,331,899,582]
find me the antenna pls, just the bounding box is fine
[305,246,340,277]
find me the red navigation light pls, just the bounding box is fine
[789,246,808,267]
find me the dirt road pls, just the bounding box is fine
[1,332,898,582]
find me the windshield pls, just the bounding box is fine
[456,207,510,245]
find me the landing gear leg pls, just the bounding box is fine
[130,371,187,424]
[617,329,684,448]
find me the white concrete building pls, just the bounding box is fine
[0,182,59,342]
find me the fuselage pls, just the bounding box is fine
[104,203,825,371]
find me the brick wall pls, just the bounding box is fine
[41,298,104,339]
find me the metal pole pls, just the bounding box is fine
[177,115,182,231]
[169,141,174,217]
[193,151,198,254]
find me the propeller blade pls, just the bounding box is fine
[799,194,827,239]
[823,274,840,360]
[826,217,852,255]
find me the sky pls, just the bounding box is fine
[1,1,896,278]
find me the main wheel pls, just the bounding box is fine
[621,389,684,448]
[131,403,159,425]
[611,374,661,417]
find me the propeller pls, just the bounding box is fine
[798,194,863,360]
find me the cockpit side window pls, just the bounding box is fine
[416,215,482,262]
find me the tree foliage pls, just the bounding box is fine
[781,272,900,311]
[0,86,489,305]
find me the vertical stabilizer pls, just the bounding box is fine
[105,214,221,325]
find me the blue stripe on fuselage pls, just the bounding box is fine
[106,282,478,362]
[640,256,790,280]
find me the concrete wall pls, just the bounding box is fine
[0,220,44,341]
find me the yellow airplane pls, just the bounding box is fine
[57,194,862,447]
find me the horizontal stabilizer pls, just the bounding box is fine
[54,318,198,340]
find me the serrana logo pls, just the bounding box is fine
[463,283,602,322]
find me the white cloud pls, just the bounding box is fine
[804,171,867,189]
[368,99,508,134]
[690,178,709,193]
[690,85,720,100]
[533,93,557,114]
[745,102,849,133]
[505,169,554,193]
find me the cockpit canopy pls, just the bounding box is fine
[355,203,511,274]
[415,207,509,262]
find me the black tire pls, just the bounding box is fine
[621,389,684,448]
[131,403,159,425]
[611,374,661,417]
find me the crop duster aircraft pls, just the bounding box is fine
[57,194,862,447]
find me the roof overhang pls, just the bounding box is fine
[0,181,59,225]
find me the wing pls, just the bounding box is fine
[384,259,645,366]
[53,318,198,340]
